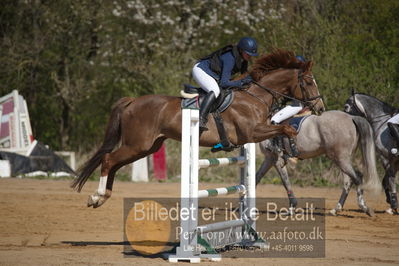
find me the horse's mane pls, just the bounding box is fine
[250,49,305,81]
[356,93,398,115]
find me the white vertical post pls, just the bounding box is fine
[173,107,201,261]
[240,143,256,231]
[180,108,192,198]
[189,108,200,253]
[70,151,76,171]
[131,157,149,182]
[12,90,21,149]
[245,143,256,230]
[0,105,2,136]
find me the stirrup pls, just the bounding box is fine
[211,142,236,153]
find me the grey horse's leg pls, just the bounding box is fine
[355,187,375,216]
[256,149,278,186]
[333,158,374,215]
[383,167,398,214]
[330,174,352,216]
[275,156,298,210]
[351,169,374,216]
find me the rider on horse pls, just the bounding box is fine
[271,56,308,125]
[269,55,309,157]
[192,37,258,131]
[388,112,399,155]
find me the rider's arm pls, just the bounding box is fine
[219,52,243,89]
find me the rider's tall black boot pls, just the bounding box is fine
[388,122,399,155]
[199,91,216,132]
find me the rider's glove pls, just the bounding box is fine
[240,75,253,86]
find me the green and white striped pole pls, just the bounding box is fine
[198,184,246,198]
[198,156,245,169]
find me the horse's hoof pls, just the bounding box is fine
[386,208,394,215]
[329,209,338,216]
[289,207,295,216]
[365,208,375,217]
[87,190,111,208]
[87,194,99,207]
[87,194,105,208]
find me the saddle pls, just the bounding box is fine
[181,84,236,152]
[180,84,234,113]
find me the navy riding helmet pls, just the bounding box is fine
[237,37,258,56]
[296,55,306,62]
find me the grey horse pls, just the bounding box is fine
[344,92,399,214]
[256,110,380,216]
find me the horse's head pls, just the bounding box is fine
[344,93,366,117]
[344,92,396,120]
[293,60,325,114]
[250,49,325,114]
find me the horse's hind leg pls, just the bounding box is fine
[330,174,352,216]
[383,166,398,214]
[349,169,375,216]
[355,186,374,216]
[88,138,165,208]
[87,145,140,208]
[333,157,373,215]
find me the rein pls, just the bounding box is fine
[239,87,270,106]
[237,68,323,116]
[252,80,300,103]
[251,72,323,107]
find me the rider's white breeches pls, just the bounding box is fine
[388,113,399,124]
[192,63,220,97]
[271,105,303,124]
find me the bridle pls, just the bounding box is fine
[349,94,391,129]
[297,70,324,112]
[350,94,367,118]
[250,69,323,111]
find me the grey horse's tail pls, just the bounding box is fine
[352,116,381,193]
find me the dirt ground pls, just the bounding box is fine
[0,178,398,266]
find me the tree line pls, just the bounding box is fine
[1,0,398,155]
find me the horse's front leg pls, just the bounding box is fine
[275,157,297,214]
[330,174,352,216]
[252,123,297,143]
[256,148,278,185]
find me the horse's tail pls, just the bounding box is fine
[71,97,135,192]
[352,116,381,193]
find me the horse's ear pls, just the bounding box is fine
[351,88,356,95]
[305,61,314,72]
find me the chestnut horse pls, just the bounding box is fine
[71,49,325,208]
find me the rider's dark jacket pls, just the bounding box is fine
[196,45,248,89]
